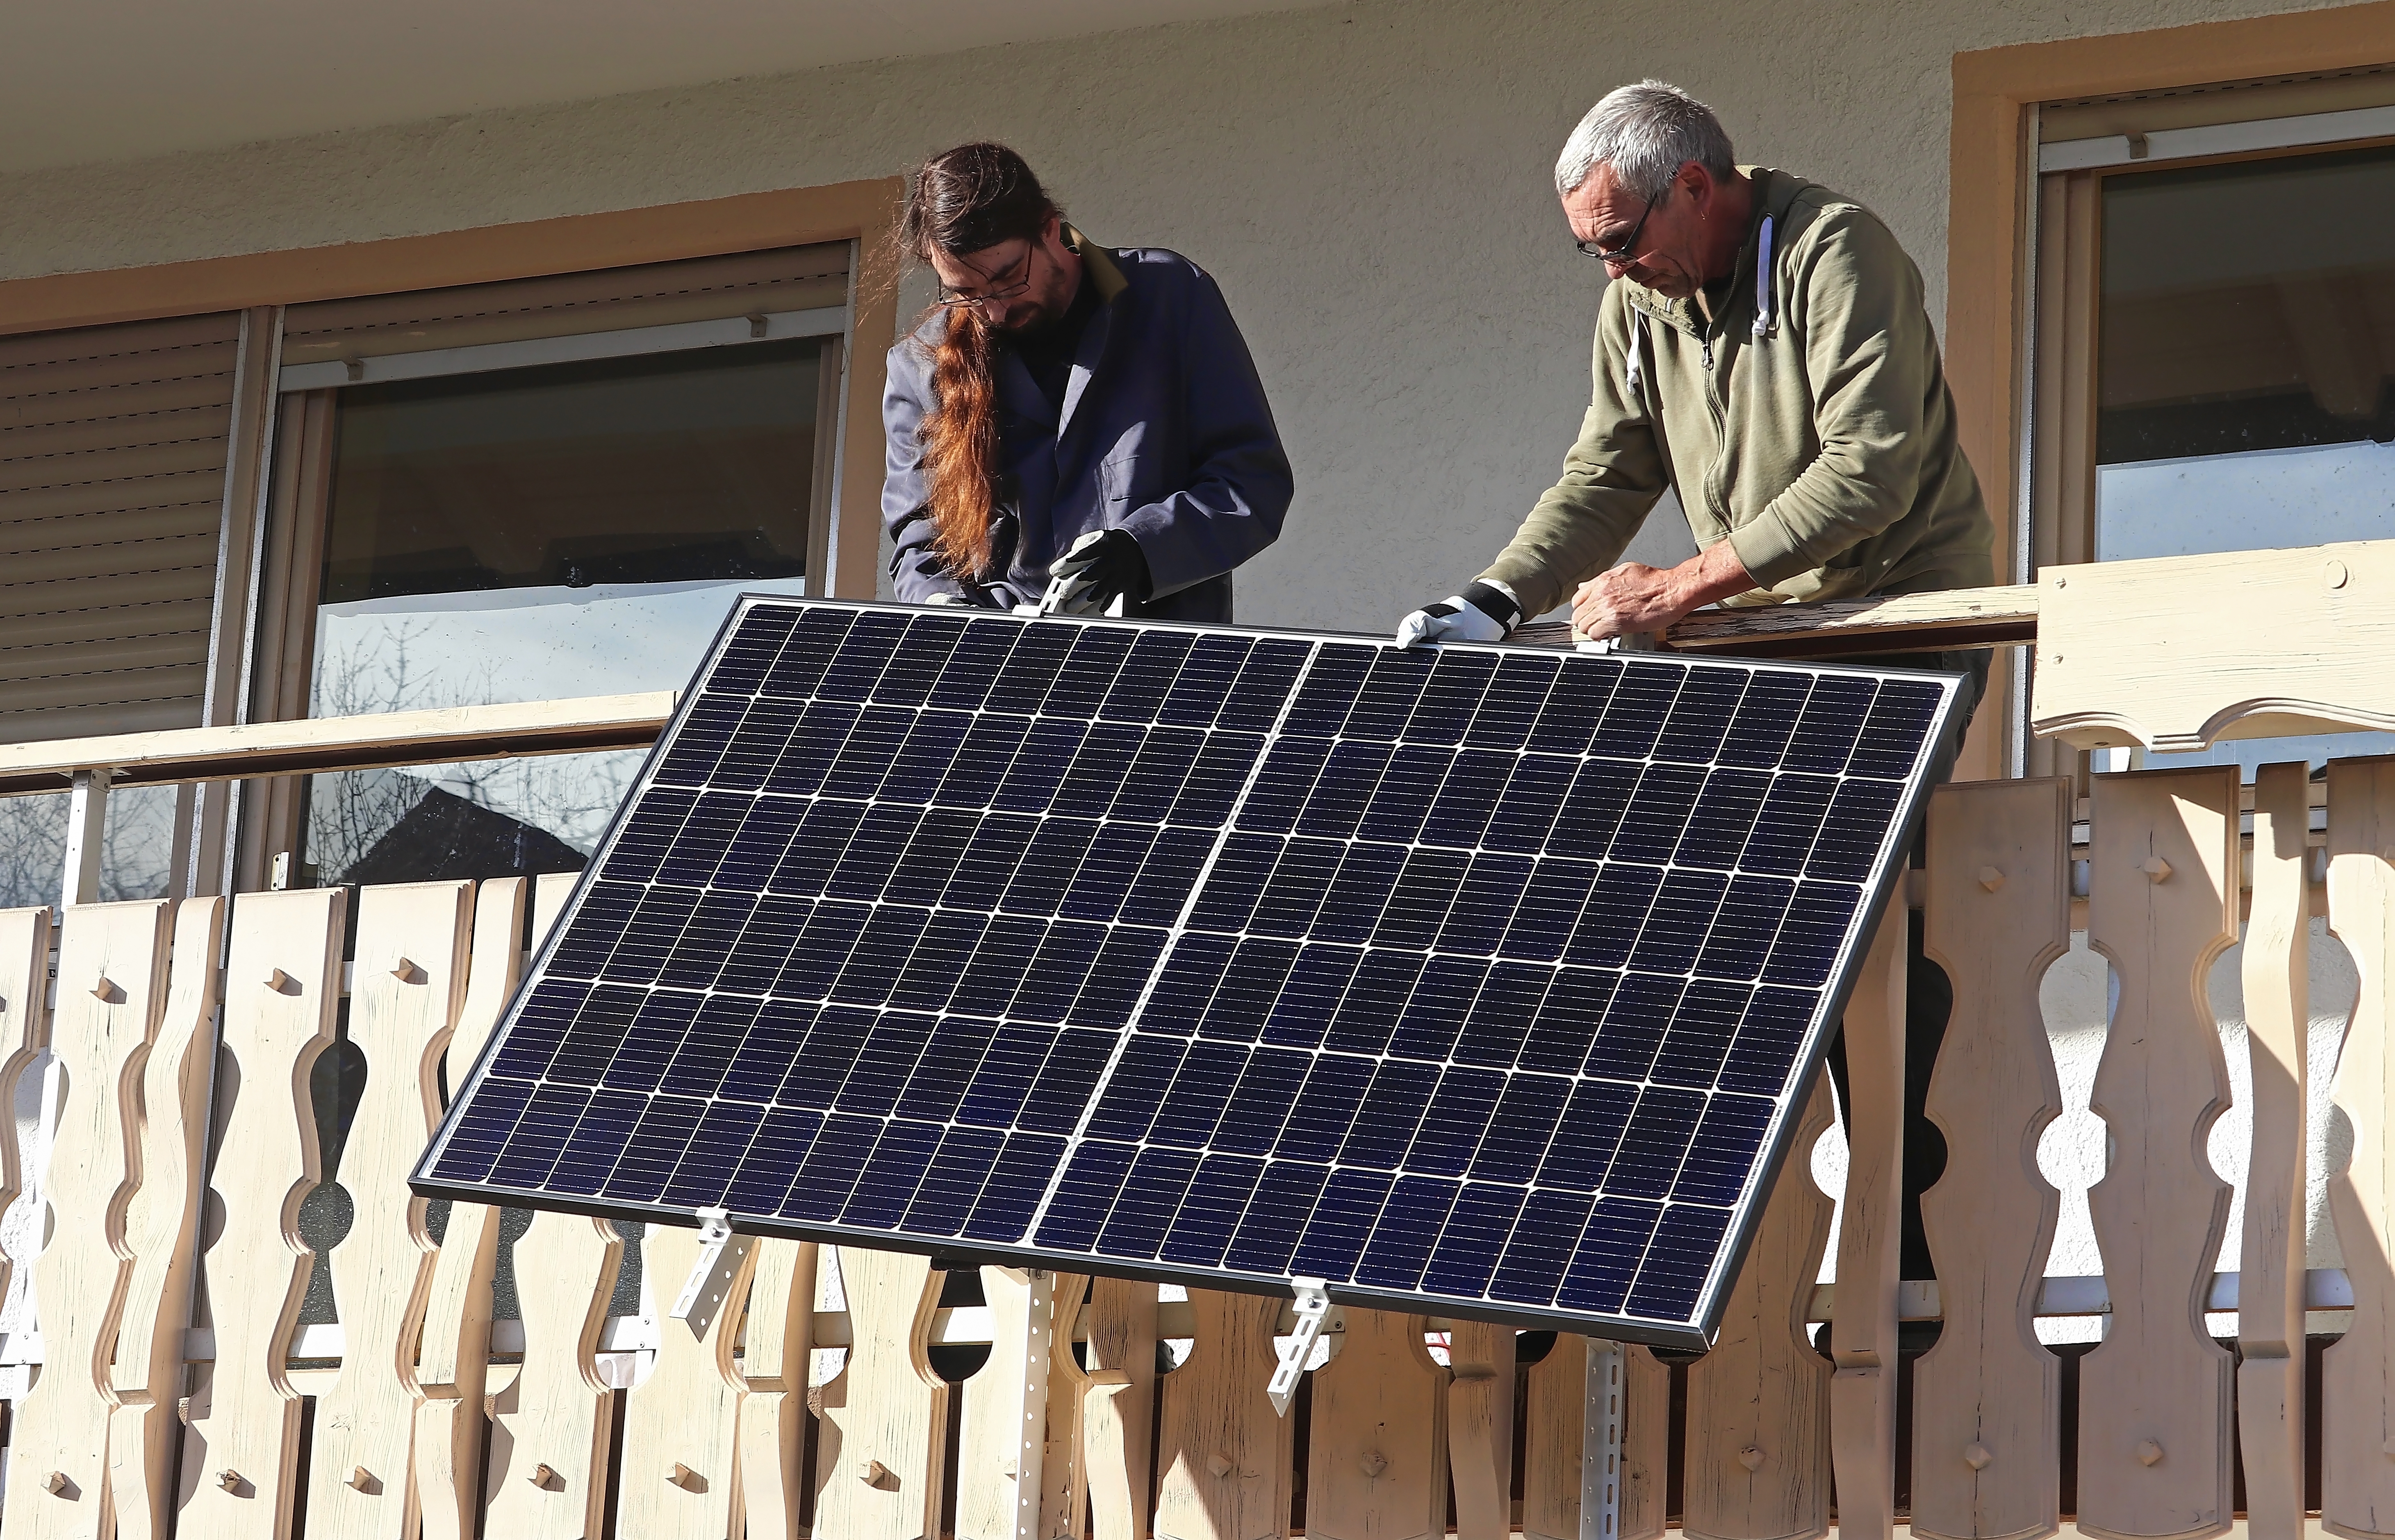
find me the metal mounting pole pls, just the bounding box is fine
[59,767,112,912]
[1582,1340,1625,1540]
[1266,1277,1330,1417]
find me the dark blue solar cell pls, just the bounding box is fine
[1489,1190,1598,1307]
[1040,626,1138,718]
[714,797,808,892]
[888,910,984,1013]
[776,899,870,999]
[545,884,638,978]
[1012,922,1110,1022]
[547,1089,648,1197]
[881,710,974,801]
[1525,656,1619,755]
[1588,973,1680,1082]
[1112,728,1206,822]
[1018,1029,1118,1133]
[1324,948,1426,1055]
[779,1113,881,1221]
[430,1079,530,1183]
[1715,669,1812,768]
[1238,736,1335,835]
[1097,627,1198,718]
[651,700,744,788]
[1626,1204,1731,1320]
[829,806,926,901]
[1311,842,1408,946]
[1466,656,1561,750]
[994,719,1089,812]
[1355,743,1451,844]
[1282,644,1375,735]
[1294,740,1397,840]
[1218,639,1311,730]
[1404,1067,1505,1177]
[1251,838,1345,937]
[759,701,859,798]
[1673,769,1773,870]
[1519,967,1615,1076]
[942,815,1042,912]
[813,613,909,701]
[1136,932,1237,1033]
[836,1010,937,1116]
[997,819,1101,916]
[1276,1052,1377,1159]
[818,705,915,799]
[707,604,796,694]
[1387,956,1486,1061]
[1211,1048,1312,1156]
[1407,651,1501,745]
[1555,1197,1663,1313]
[1437,853,1536,954]
[1183,834,1280,934]
[1098,1146,1203,1258]
[603,1095,710,1203]
[1673,1095,1777,1203]
[1373,850,1466,950]
[1763,881,1861,987]
[1082,1035,1186,1142]
[872,614,967,705]
[1562,864,1663,968]
[757,606,854,698]
[1628,869,1730,974]
[1157,1155,1267,1267]
[1740,774,1837,876]
[1698,876,1796,980]
[1227,1160,1333,1275]
[772,800,866,897]
[1653,666,1748,764]
[715,708,795,792]
[959,1133,1068,1242]
[723,1106,822,1214]
[1544,760,1641,860]
[1338,1059,1440,1169]
[1536,1078,1639,1192]
[1147,1045,1247,1149]
[660,994,763,1098]
[776,1005,876,1108]
[1356,1176,1460,1290]
[483,1083,588,1190]
[1847,678,1944,778]
[1782,675,1876,773]
[933,714,1032,808]
[717,895,810,994]
[923,618,1022,710]
[1420,750,1515,848]
[956,1024,1060,1128]
[609,787,698,880]
[986,623,1076,704]
[1452,962,1549,1067]
[1605,1087,1707,1199]
[1261,944,1361,1049]
[1592,660,1680,757]
[1608,762,1708,864]
[663,1099,763,1206]
[1158,636,1253,726]
[899,1125,1007,1236]
[1061,824,1159,920]
[1055,721,1146,815]
[1650,980,1750,1087]
[716,1002,812,1103]
[1169,732,1267,828]
[1199,939,1303,1042]
[1500,859,1598,962]
[1466,1078,1580,1188]
[1285,1167,1392,1278]
[1420,1183,1525,1299]
[1482,754,1578,853]
[543,984,642,1085]
[893,1019,993,1123]
[1717,987,1819,1095]
[1812,779,1903,881]
[949,915,1048,1016]
[661,893,750,989]
[1343,648,1439,740]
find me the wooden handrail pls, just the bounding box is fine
[0,691,676,798]
[1515,581,2041,656]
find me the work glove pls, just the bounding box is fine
[1395,581,1522,648]
[1041,528,1151,617]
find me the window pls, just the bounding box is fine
[2029,80,2395,777]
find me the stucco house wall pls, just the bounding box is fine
[0,0,2353,632]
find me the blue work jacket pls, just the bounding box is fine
[880,231,1292,623]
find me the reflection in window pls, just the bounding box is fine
[0,786,178,909]
[2095,142,2395,772]
[296,338,829,887]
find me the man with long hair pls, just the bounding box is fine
[881,143,1291,621]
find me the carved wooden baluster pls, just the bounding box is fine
[1153,1289,1293,1540]
[1036,1272,1094,1540]
[107,898,226,1540]
[1448,1319,1516,1540]
[411,876,525,1540]
[1305,1308,1445,1540]
[0,908,52,1320]
[813,1246,951,1540]
[2240,762,2313,1540]
[1912,778,2070,1540]
[306,880,474,1540]
[1621,1344,1670,1540]
[1082,1275,1158,1540]
[1681,1074,1835,1540]
[615,1221,759,1538]
[2077,766,2239,1540]
[178,887,346,1540]
[737,1238,819,1540]
[2324,755,2395,1539]
[1829,889,1906,1540]
[957,1267,1058,1540]
[3,900,172,1535]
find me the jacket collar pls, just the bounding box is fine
[1620,167,1799,335]
[1063,223,1129,305]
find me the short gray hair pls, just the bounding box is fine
[1555,80,1737,200]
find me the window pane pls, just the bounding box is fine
[0,785,179,907]
[2094,143,2395,773]
[297,337,826,887]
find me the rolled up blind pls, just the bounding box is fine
[0,312,242,744]
[280,241,850,371]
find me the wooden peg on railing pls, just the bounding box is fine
[177,887,347,1540]
[109,898,227,1540]
[1080,1276,1157,1540]
[615,1222,758,1539]
[1682,1074,1835,1540]
[1305,1308,1445,1540]
[1912,779,2070,1540]
[2,899,171,1538]
[2077,767,2239,1540]
[1447,1318,1516,1540]
[2324,757,2395,1538]
[307,880,474,1540]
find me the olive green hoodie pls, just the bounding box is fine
[1479,167,1995,618]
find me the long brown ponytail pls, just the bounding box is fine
[895,143,1061,578]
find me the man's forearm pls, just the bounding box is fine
[1568,539,1758,640]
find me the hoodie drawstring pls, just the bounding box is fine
[1625,310,1648,402]
[1752,214,1776,337]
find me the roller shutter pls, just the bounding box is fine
[0,312,242,744]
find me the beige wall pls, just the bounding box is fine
[0,0,2355,632]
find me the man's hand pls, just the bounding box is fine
[1396,581,1523,648]
[1570,542,1757,642]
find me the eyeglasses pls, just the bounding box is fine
[1575,198,1655,266]
[934,241,1038,310]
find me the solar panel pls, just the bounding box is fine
[413,598,1958,1349]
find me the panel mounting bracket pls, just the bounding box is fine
[1576,633,1661,654]
[1265,1276,1331,1417]
[1581,1340,1625,1539]
[669,1207,754,1339]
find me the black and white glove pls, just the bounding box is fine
[1395,581,1522,648]
[1041,528,1152,617]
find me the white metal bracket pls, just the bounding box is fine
[1265,1276,1330,1417]
[1580,1340,1625,1540]
[1575,633,1661,655]
[669,1208,754,1339]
